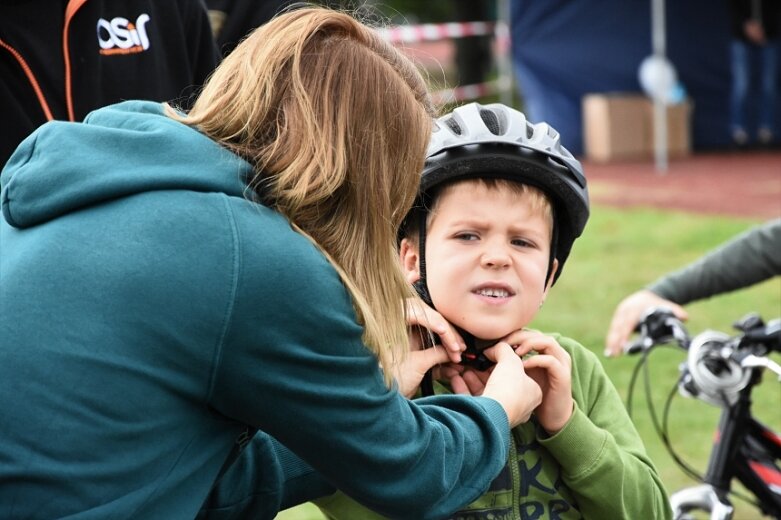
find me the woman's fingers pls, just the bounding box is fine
[394,345,452,398]
[450,374,469,395]
[432,363,464,381]
[405,298,464,362]
[417,344,453,370]
[461,370,490,396]
[481,342,543,427]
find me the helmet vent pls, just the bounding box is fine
[444,118,462,135]
[479,109,502,135]
[525,122,534,139]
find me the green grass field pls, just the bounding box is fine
[532,206,780,520]
[278,205,780,519]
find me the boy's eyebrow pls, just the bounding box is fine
[441,216,489,227]
[442,217,551,239]
[509,225,551,242]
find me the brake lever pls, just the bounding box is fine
[625,307,690,356]
[741,355,781,381]
[624,337,650,355]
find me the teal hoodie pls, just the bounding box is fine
[0,101,511,519]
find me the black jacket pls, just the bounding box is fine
[206,0,293,56]
[0,0,218,167]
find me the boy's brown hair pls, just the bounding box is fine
[403,178,554,246]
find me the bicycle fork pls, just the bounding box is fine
[670,385,753,519]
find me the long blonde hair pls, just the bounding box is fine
[167,6,434,385]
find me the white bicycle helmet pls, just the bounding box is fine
[404,102,589,289]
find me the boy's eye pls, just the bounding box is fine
[511,238,536,248]
[454,232,478,241]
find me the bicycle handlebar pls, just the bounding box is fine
[623,306,690,355]
[625,308,781,407]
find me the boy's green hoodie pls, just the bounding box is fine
[317,335,672,519]
[0,101,513,519]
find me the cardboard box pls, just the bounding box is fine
[582,93,691,162]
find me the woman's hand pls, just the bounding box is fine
[394,346,455,398]
[405,298,465,363]
[479,343,542,428]
[504,329,573,435]
[394,298,466,398]
[449,366,491,397]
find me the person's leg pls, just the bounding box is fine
[757,40,779,145]
[729,39,750,145]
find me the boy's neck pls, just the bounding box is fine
[473,337,500,351]
[455,327,501,351]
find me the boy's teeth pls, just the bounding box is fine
[477,288,509,298]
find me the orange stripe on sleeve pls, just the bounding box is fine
[63,0,90,121]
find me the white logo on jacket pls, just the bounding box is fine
[97,14,151,55]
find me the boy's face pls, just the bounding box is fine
[401,181,557,341]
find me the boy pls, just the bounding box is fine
[315,103,671,519]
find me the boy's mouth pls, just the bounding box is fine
[472,283,515,298]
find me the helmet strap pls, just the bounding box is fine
[413,210,437,396]
[415,209,431,303]
[547,221,559,284]
[413,209,495,393]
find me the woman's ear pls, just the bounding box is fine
[399,238,421,284]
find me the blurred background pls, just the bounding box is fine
[309,0,781,155]
[208,1,780,518]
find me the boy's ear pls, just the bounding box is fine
[399,238,421,284]
[543,258,559,297]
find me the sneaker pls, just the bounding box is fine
[758,127,774,145]
[732,128,749,147]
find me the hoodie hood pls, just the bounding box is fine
[1,101,251,229]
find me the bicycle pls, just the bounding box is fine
[624,307,781,519]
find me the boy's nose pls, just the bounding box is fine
[480,248,511,269]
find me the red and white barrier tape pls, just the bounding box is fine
[376,20,513,105]
[377,21,499,44]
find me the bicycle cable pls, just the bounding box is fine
[643,350,667,441]
[626,344,708,482]
[661,375,704,482]
[655,352,763,510]
[625,343,676,419]
[625,350,647,419]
